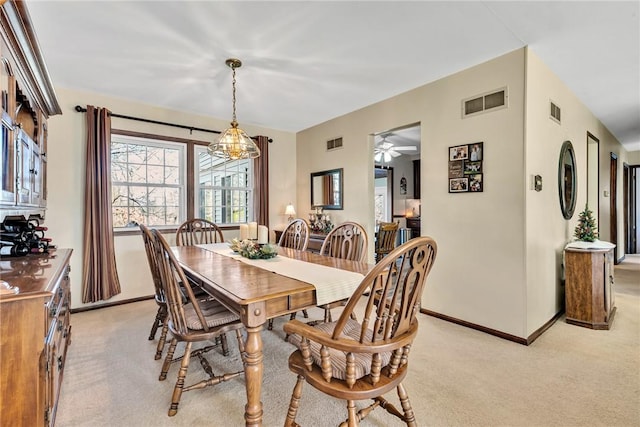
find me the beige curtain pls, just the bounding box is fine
[253,136,270,227]
[82,105,122,303]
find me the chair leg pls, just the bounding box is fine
[302,309,309,319]
[234,329,246,363]
[160,339,178,381]
[220,332,230,356]
[396,383,417,427]
[268,319,274,330]
[323,307,332,323]
[148,305,165,340]
[168,341,192,416]
[342,400,359,427]
[155,320,169,360]
[284,375,305,427]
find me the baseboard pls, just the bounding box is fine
[70,295,154,314]
[420,308,562,346]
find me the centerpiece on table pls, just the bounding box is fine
[229,238,278,259]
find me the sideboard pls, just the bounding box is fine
[0,249,73,426]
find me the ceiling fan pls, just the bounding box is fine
[374,135,417,163]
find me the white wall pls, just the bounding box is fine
[297,47,629,339]
[298,49,529,337]
[45,87,296,309]
[523,49,626,335]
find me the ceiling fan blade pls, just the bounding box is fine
[392,146,417,151]
[380,142,394,150]
[389,150,401,157]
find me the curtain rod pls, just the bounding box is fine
[74,105,272,142]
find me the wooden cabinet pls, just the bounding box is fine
[0,249,73,426]
[564,246,616,330]
[0,1,61,221]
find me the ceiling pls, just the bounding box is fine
[26,1,639,151]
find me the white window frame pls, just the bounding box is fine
[194,145,254,225]
[111,134,187,230]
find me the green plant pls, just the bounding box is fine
[574,204,598,242]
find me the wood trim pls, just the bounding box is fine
[419,308,562,346]
[0,1,61,116]
[70,295,154,313]
[610,152,618,262]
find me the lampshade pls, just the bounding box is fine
[284,203,296,221]
[208,58,261,160]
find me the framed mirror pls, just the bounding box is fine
[558,140,577,219]
[311,168,343,210]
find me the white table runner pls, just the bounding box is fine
[197,243,365,306]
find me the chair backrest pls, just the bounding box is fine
[319,221,368,262]
[140,224,165,304]
[278,218,310,251]
[176,218,224,246]
[336,236,437,348]
[375,221,399,254]
[152,229,211,335]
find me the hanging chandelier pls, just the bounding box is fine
[208,58,260,160]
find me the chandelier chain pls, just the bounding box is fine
[231,66,237,124]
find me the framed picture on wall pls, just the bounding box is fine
[448,142,483,193]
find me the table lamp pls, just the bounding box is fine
[284,203,296,222]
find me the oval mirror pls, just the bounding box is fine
[311,168,343,210]
[558,140,577,219]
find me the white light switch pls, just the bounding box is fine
[604,190,610,197]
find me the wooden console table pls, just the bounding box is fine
[274,229,327,253]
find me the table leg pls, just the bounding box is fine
[243,325,264,426]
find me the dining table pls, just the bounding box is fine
[171,243,372,427]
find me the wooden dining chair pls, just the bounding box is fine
[317,221,369,323]
[374,221,399,263]
[152,229,246,417]
[140,224,169,360]
[268,218,311,331]
[283,236,437,427]
[277,218,310,251]
[176,218,225,246]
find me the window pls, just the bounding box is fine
[195,145,253,224]
[110,133,254,229]
[111,134,186,228]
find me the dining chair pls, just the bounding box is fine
[176,218,225,246]
[140,224,169,360]
[374,221,399,263]
[277,218,310,251]
[175,218,224,304]
[283,236,437,427]
[152,229,246,417]
[268,218,311,331]
[317,221,369,323]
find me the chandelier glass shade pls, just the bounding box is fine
[208,58,260,160]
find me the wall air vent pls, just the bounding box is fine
[462,87,507,118]
[326,137,343,151]
[550,101,561,124]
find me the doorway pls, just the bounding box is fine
[610,153,618,262]
[374,166,393,223]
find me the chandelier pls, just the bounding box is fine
[208,58,260,160]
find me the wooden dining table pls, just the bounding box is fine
[171,244,372,427]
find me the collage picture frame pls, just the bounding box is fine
[448,142,483,193]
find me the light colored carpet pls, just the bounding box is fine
[56,258,640,426]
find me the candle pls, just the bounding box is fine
[257,225,268,244]
[248,222,258,240]
[239,224,248,240]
